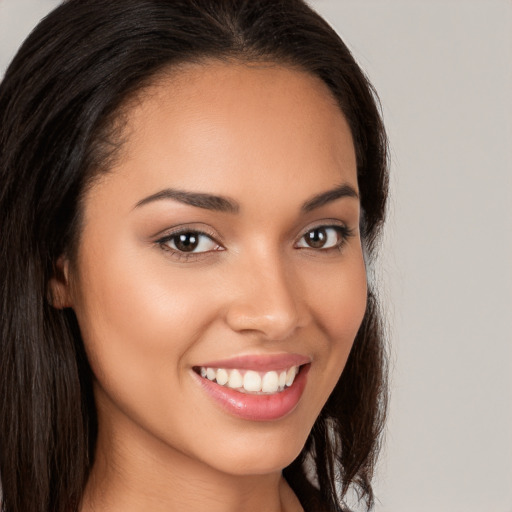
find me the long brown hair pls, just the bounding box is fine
[0,1,388,511]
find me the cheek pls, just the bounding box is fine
[70,241,218,404]
[309,248,367,342]
[70,248,226,453]
[304,252,368,399]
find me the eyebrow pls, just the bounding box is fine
[135,188,239,213]
[134,183,358,213]
[300,183,359,213]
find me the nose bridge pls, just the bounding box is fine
[225,246,304,341]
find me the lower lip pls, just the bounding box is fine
[193,365,310,421]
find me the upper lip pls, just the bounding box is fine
[195,353,311,372]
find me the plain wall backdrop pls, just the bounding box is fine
[1,1,511,511]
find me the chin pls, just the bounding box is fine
[198,423,311,477]
[215,451,302,477]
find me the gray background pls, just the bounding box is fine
[1,1,511,511]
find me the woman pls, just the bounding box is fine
[0,1,388,511]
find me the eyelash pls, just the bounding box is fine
[156,227,222,262]
[296,224,354,252]
[156,224,355,262]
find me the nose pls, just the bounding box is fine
[224,252,307,341]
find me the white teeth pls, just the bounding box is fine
[243,371,262,392]
[261,371,279,393]
[216,368,229,386]
[228,369,243,389]
[198,365,301,394]
[285,367,297,387]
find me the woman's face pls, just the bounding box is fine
[59,62,367,476]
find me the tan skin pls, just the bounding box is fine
[51,61,367,512]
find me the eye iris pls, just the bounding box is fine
[175,232,199,252]
[306,228,328,248]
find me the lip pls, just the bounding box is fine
[195,353,311,372]
[192,362,311,422]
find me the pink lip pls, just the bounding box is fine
[195,353,311,372]
[192,363,311,422]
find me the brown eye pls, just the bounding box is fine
[174,232,199,252]
[304,228,329,248]
[160,231,220,254]
[296,226,348,250]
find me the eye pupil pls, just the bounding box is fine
[306,228,327,248]
[175,232,199,252]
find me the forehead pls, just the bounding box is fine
[91,61,357,210]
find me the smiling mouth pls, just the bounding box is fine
[193,365,301,395]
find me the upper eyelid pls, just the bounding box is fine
[155,220,350,238]
[297,221,353,239]
[155,225,222,244]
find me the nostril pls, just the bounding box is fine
[225,308,301,341]
[229,302,298,336]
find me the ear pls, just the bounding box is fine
[48,255,73,309]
